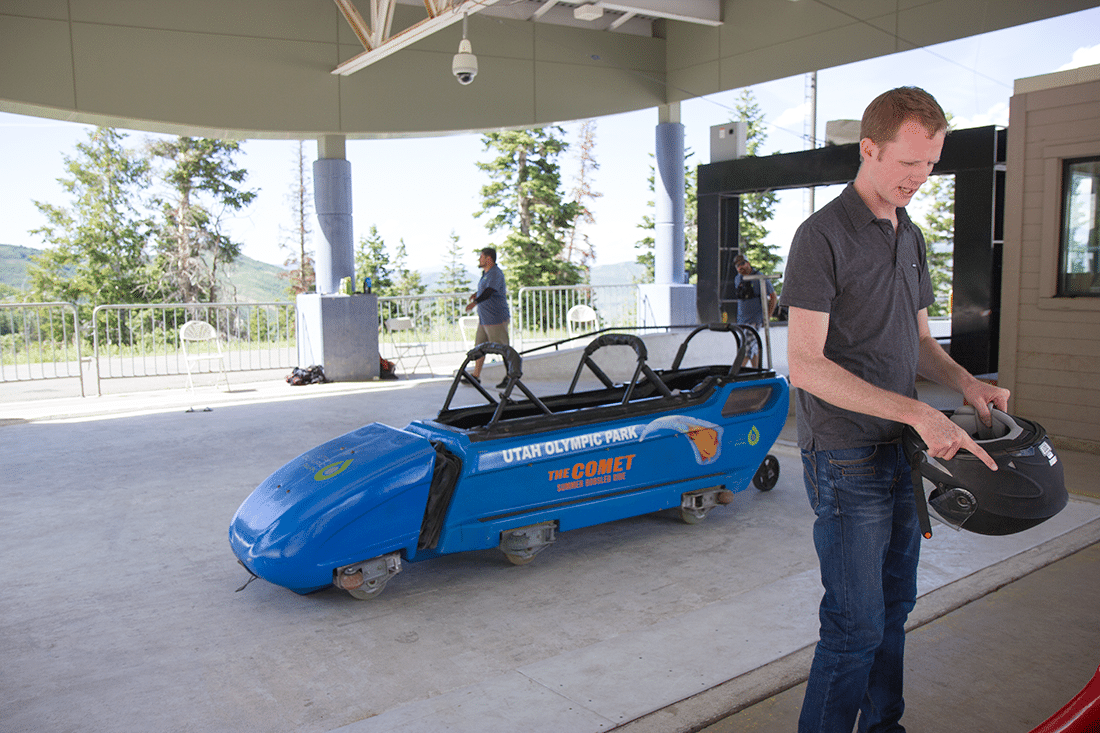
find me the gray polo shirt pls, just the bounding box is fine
[780,184,935,451]
[475,264,510,326]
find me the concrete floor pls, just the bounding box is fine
[2,356,1098,733]
[699,541,1100,733]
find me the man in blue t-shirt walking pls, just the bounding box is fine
[733,254,777,368]
[465,247,510,388]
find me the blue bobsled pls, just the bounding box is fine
[230,324,789,598]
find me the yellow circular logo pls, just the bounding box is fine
[747,426,760,446]
[314,459,352,481]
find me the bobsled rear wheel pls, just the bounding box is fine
[348,584,387,600]
[753,454,780,491]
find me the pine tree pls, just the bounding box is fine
[734,89,780,275]
[148,137,257,303]
[27,127,153,306]
[391,239,426,297]
[435,231,474,294]
[476,128,583,291]
[633,151,699,283]
[915,173,955,317]
[279,141,314,295]
[354,224,393,295]
[566,120,602,278]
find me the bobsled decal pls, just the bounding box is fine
[314,459,353,481]
[548,453,637,492]
[479,423,645,470]
[639,415,723,465]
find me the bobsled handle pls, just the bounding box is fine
[567,332,672,401]
[569,333,648,393]
[465,341,523,380]
[440,342,524,412]
[584,332,648,362]
[670,323,752,377]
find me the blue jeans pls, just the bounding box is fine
[798,443,921,733]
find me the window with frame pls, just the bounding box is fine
[1060,156,1100,296]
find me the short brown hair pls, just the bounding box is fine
[860,86,947,146]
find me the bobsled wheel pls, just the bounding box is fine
[503,552,537,566]
[679,508,706,525]
[753,454,780,492]
[348,585,386,600]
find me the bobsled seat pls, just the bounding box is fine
[180,320,229,393]
[435,327,761,433]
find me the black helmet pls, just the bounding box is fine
[902,406,1068,536]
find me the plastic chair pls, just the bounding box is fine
[180,320,229,397]
[385,317,429,375]
[566,304,600,338]
[459,315,479,350]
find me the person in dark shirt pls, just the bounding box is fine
[780,86,1009,733]
[733,254,777,368]
[464,247,510,387]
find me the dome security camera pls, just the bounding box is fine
[452,38,477,85]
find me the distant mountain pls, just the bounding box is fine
[1,243,645,302]
[0,243,291,303]
[221,256,293,302]
[590,260,644,285]
[0,244,43,291]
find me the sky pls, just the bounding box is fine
[1,6,1099,275]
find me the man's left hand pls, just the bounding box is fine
[962,379,1011,426]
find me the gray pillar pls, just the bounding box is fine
[639,104,696,328]
[314,135,353,295]
[655,104,685,285]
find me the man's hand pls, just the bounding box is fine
[961,379,1011,427]
[911,403,999,471]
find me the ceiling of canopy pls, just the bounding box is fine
[1,0,1096,139]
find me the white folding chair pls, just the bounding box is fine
[180,320,229,401]
[566,304,600,338]
[459,315,480,351]
[385,317,429,375]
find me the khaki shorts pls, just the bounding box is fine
[475,321,510,349]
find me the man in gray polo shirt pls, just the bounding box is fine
[781,87,1008,733]
[465,247,510,388]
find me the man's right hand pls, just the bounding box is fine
[911,404,998,471]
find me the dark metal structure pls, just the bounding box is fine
[696,125,1007,376]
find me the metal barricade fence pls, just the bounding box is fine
[376,285,640,366]
[91,302,296,395]
[5,287,641,396]
[0,302,86,395]
[376,292,474,358]
[514,284,639,351]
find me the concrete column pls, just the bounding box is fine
[655,103,685,286]
[314,135,353,295]
[640,103,697,328]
